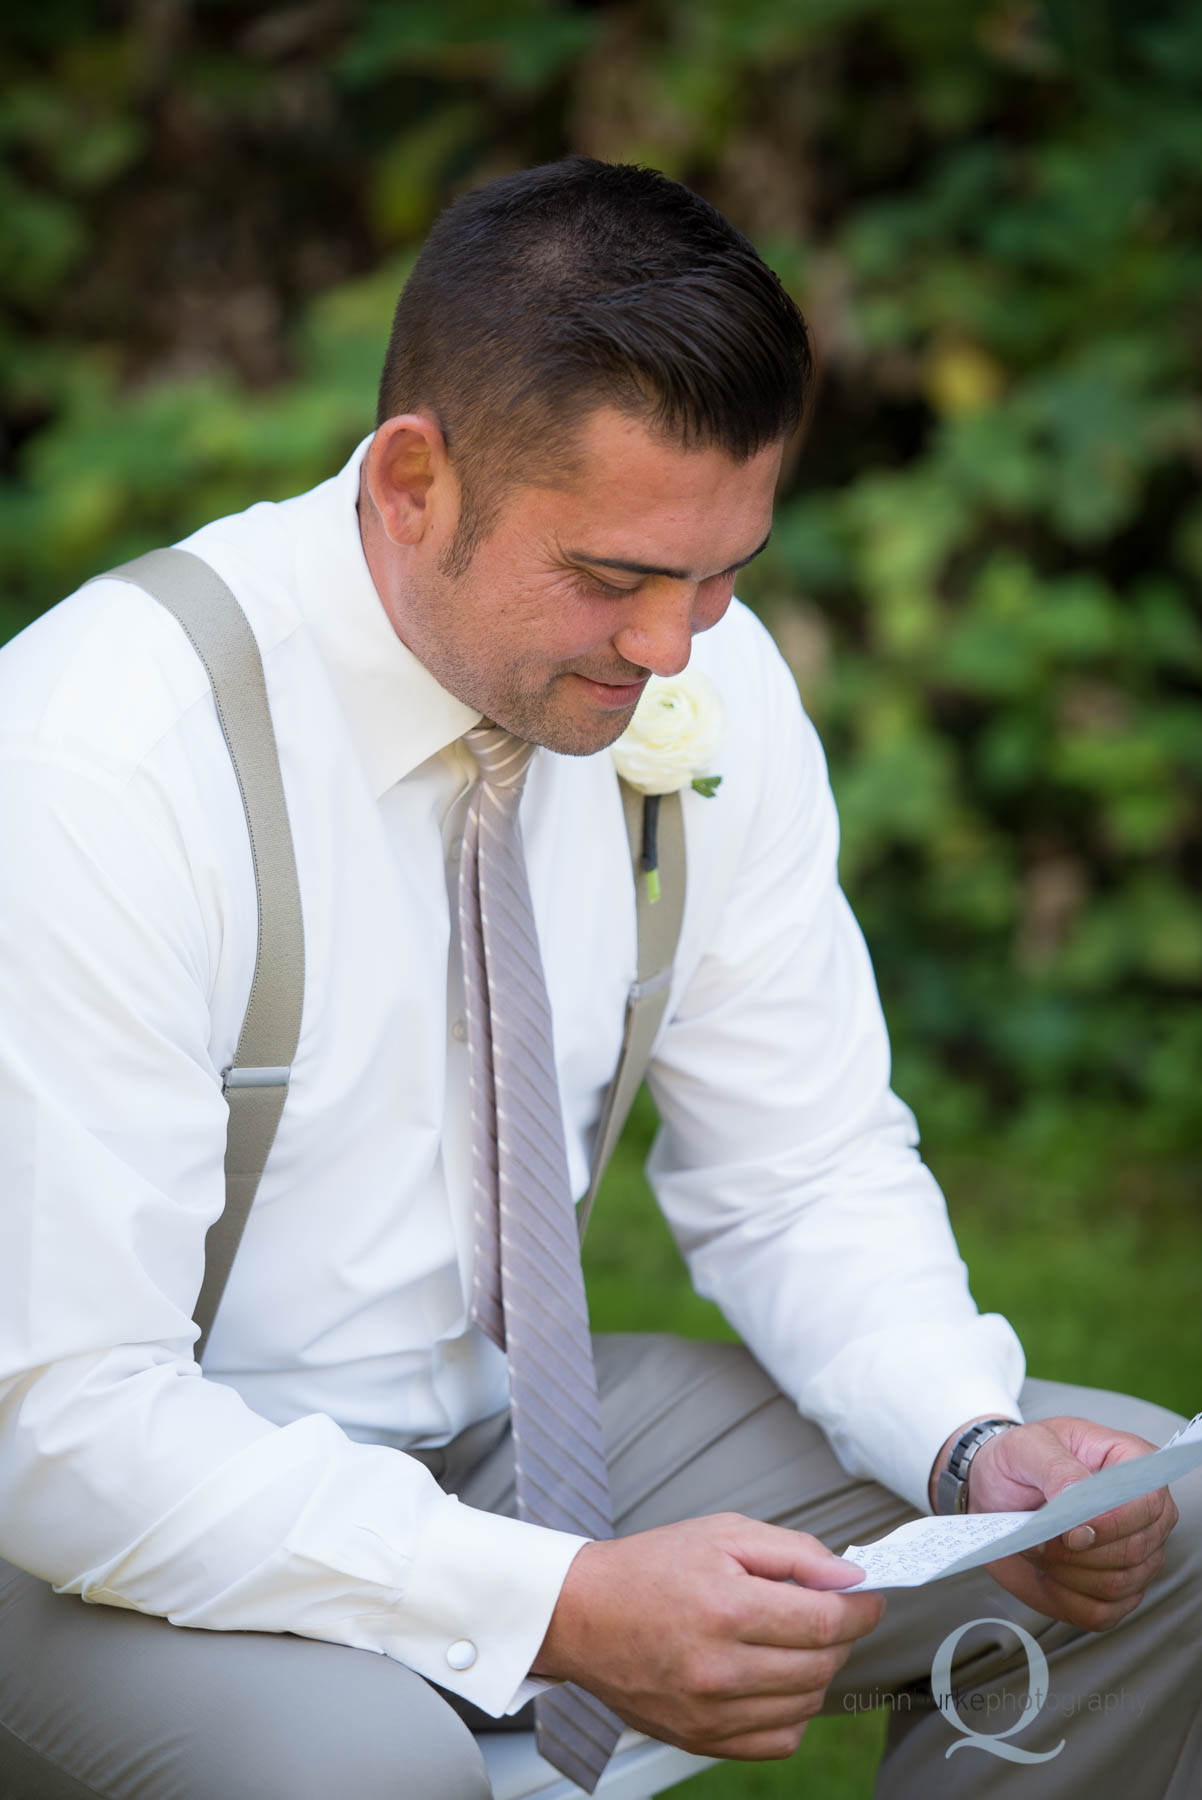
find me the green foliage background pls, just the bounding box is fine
[6,0,1202,1153]
[3,3,1200,1792]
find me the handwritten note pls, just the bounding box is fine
[840,1411,1202,1590]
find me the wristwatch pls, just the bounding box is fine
[935,1418,1021,1515]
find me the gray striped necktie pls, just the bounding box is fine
[457,722,623,1793]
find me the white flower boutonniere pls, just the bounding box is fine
[611,669,726,902]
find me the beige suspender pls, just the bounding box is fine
[100,549,684,1355]
[105,549,305,1360]
[575,784,684,1243]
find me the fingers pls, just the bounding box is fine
[641,1671,834,1761]
[1033,1485,1177,1611]
[687,1638,854,1705]
[1027,1570,1150,1633]
[1052,1490,1178,1566]
[733,1516,875,1589]
[709,1725,811,1761]
[983,1455,1180,1637]
[652,1706,814,1763]
[981,1449,1180,1635]
[735,1571,886,1650]
[970,1417,1176,1523]
[1031,1544,1166,1605]
[1025,1488,1175,1617]
[549,1514,891,1761]
[697,1690,823,1753]
[1054,1486,1178,1558]
[989,1528,1167,1633]
[713,1516,886,1649]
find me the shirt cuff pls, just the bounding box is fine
[504,1674,555,1714]
[383,1491,590,1717]
[800,1313,1027,1515]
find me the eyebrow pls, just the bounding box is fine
[563,528,773,582]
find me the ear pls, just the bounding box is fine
[363,413,458,548]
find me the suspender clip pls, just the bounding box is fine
[222,1065,292,1090]
[630,966,673,1003]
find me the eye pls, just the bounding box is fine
[577,571,637,599]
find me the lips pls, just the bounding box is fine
[572,673,649,706]
[572,673,647,705]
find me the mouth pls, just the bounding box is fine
[570,672,649,708]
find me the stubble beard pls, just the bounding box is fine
[411,613,640,756]
[412,555,644,755]
[480,672,641,757]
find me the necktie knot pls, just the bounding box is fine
[462,722,537,798]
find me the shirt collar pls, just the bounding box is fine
[288,434,482,797]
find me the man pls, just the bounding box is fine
[0,157,1197,1800]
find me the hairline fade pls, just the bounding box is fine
[376,156,813,575]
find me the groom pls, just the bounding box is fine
[0,155,1197,1800]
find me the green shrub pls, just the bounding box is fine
[3,0,1200,1153]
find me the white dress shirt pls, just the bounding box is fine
[0,437,1025,1718]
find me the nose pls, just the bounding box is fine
[610,585,697,678]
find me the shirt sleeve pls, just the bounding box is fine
[645,630,1026,1516]
[0,751,585,1717]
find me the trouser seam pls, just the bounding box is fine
[0,1713,116,1800]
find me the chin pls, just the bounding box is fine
[544,709,637,759]
[496,693,636,759]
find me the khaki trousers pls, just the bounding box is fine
[1,1335,1199,1799]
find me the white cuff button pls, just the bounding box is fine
[446,1639,477,1671]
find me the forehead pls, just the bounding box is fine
[507,406,782,571]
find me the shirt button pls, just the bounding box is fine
[446,1639,477,1671]
[450,1018,468,1044]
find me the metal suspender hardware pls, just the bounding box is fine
[220,1067,292,1089]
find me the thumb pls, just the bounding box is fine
[734,1521,870,1590]
[1043,1453,1094,1504]
[1044,1457,1102,1554]
[993,1422,1092,1505]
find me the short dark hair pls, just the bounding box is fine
[376,157,813,573]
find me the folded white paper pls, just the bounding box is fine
[840,1410,1202,1590]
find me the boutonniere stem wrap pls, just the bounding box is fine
[611,670,727,903]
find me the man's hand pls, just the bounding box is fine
[531,1513,885,1760]
[951,1417,1178,1631]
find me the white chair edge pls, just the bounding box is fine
[477,1727,718,1800]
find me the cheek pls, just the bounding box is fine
[502,570,581,624]
[461,578,567,660]
[693,581,736,632]
[534,579,614,653]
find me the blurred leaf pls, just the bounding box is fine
[368,108,481,243]
[337,0,598,91]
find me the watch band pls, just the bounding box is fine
[935,1418,1021,1515]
